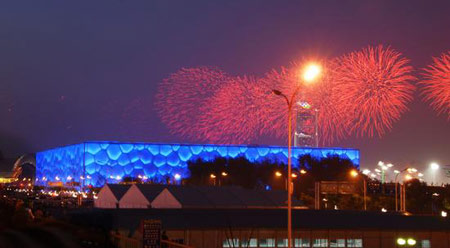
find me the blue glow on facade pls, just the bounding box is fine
[36,142,360,187]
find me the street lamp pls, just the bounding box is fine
[431,162,440,170]
[349,169,367,210]
[272,62,322,248]
[210,174,217,186]
[430,162,440,185]
[394,167,413,212]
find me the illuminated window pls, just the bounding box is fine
[277,238,288,247]
[295,238,310,247]
[259,238,275,247]
[330,239,345,247]
[241,238,257,247]
[312,239,328,247]
[347,239,363,247]
[421,240,431,248]
[222,238,238,247]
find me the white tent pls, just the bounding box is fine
[119,184,166,208]
[94,184,130,208]
[151,188,182,208]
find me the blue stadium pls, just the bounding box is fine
[35,142,360,187]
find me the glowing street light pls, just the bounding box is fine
[302,63,322,83]
[404,174,413,181]
[272,61,322,248]
[275,171,283,177]
[397,238,406,246]
[431,162,440,171]
[221,172,228,177]
[174,173,181,181]
[210,174,217,186]
[407,238,416,246]
[291,173,298,178]
[349,170,367,210]
[300,169,307,174]
[430,162,440,185]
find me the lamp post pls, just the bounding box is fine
[275,171,306,191]
[350,169,367,211]
[430,162,440,185]
[272,62,321,248]
[394,167,419,212]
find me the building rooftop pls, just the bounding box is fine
[67,209,450,233]
[106,184,131,200]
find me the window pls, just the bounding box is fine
[277,238,288,247]
[420,240,431,248]
[241,238,257,247]
[222,238,239,247]
[347,239,363,247]
[258,238,275,247]
[295,238,310,247]
[312,239,328,247]
[330,239,345,247]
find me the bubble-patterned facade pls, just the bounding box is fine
[35,142,360,187]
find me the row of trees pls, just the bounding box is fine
[186,155,359,190]
[185,155,450,214]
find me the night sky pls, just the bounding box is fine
[0,1,449,181]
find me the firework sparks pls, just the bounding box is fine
[155,67,230,141]
[258,63,307,139]
[259,61,349,145]
[421,52,450,119]
[307,60,352,145]
[198,76,265,144]
[333,45,416,137]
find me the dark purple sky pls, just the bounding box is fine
[0,1,449,180]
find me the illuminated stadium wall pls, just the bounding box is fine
[36,142,360,187]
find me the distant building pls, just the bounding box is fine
[68,208,445,248]
[35,142,360,187]
[0,154,35,184]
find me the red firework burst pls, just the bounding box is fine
[155,67,230,141]
[421,52,450,119]
[334,45,416,137]
[258,63,306,139]
[258,61,349,145]
[197,76,266,144]
[307,60,352,145]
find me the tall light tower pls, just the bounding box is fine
[294,104,318,147]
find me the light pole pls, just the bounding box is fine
[272,62,321,248]
[430,162,440,185]
[350,169,367,211]
[394,167,419,212]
